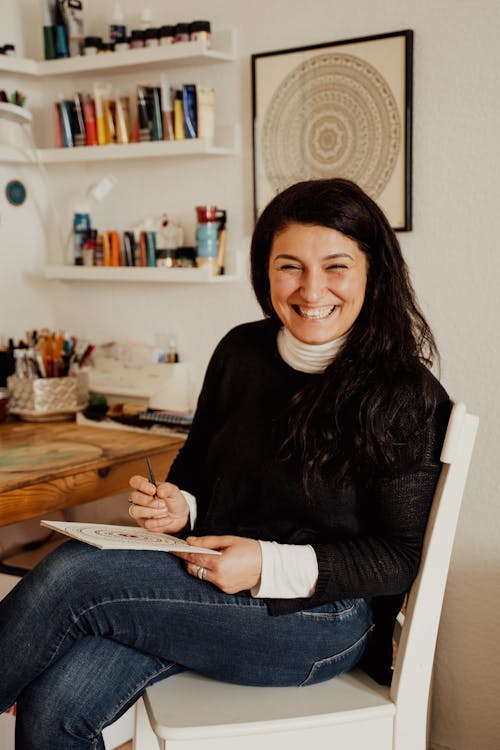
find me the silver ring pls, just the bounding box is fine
[196,566,207,580]
[128,496,134,504]
[128,504,134,518]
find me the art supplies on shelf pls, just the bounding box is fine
[52,80,215,148]
[70,208,226,275]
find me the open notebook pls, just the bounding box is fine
[40,520,220,554]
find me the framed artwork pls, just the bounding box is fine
[251,30,413,230]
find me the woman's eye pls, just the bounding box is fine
[280,264,302,271]
[326,264,347,271]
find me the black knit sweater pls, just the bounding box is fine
[167,319,450,684]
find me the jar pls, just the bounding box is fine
[130,29,145,48]
[144,27,160,47]
[99,42,115,53]
[190,21,211,43]
[114,36,130,51]
[83,36,101,55]
[174,23,190,42]
[159,25,175,45]
[2,44,16,56]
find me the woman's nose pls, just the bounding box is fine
[300,271,327,301]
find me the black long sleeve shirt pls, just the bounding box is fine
[167,319,450,683]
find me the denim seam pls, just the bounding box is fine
[301,603,355,618]
[299,623,374,686]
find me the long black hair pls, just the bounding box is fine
[250,178,439,485]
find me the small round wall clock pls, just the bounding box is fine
[6,179,27,206]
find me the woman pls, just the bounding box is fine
[0,179,449,749]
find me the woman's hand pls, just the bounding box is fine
[173,536,262,594]
[128,475,190,534]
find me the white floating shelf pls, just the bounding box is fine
[43,265,240,283]
[0,31,235,78]
[0,56,38,76]
[38,134,237,163]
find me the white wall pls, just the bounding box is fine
[1,1,499,747]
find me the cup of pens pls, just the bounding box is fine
[6,334,90,421]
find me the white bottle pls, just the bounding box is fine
[139,8,153,31]
[110,2,126,42]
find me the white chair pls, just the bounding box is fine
[133,402,478,750]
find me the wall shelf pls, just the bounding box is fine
[43,265,240,283]
[38,127,238,163]
[0,31,235,78]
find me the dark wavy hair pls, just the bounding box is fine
[250,178,439,485]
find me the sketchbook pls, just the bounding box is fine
[40,520,220,555]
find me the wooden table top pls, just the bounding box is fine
[0,421,184,526]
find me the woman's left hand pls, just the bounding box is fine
[173,536,262,594]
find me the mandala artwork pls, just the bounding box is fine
[261,52,401,200]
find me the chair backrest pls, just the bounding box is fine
[390,402,478,745]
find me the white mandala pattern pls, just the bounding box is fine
[261,52,401,199]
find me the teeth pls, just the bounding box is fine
[296,306,336,320]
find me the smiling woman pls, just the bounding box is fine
[0,178,450,749]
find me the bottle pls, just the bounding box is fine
[189,21,211,43]
[144,28,160,47]
[174,23,190,42]
[139,8,153,31]
[130,29,145,48]
[109,2,126,43]
[83,36,101,55]
[159,25,175,45]
[72,207,91,266]
[82,229,97,266]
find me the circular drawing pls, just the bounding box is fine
[78,526,175,547]
[261,52,401,199]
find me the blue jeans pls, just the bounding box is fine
[0,540,373,749]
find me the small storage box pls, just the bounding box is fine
[7,372,88,420]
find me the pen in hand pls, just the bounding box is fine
[145,457,157,497]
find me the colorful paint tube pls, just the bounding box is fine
[137,86,150,142]
[72,92,86,146]
[93,82,112,145]
[197,86,215,140]
[182,84,198,138]
[160,77,174,140]
[115,96,130,144]
[173,90,185,140]
[82,94,97,146]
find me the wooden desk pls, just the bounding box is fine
[0,421,184,527]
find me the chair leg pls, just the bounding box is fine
[133,698,163,750]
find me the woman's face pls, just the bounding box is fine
[268,222,368,345]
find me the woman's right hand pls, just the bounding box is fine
[128,476,190,534]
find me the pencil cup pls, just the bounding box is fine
[7,372,88,421]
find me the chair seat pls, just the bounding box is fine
[144,668,394,742]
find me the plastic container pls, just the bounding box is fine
[190,21,211,43]
[174,23,190,42]
[73,210,91,265]
[159,25,175,45]
[84,36,101,54]
[144,28,160,47]
[130,29,145,48]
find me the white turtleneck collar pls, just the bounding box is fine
[277,327,346,374]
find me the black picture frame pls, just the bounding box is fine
[251,30,413,230]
